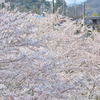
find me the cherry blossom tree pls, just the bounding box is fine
[0,8,100,100]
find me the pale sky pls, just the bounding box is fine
[47,0,87,4]
[65,0,87,4]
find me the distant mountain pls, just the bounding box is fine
[85,0,100,15]
[86,0,94,3]
[67,0,100,19]
[86,0,100,8]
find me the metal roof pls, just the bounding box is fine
[89,16,100,20]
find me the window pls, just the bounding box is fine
[93,19,97,24]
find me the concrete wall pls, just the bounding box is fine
[97,19,100,29]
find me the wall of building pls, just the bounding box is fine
[97,19,100,29]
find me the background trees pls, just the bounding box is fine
[4,0,66,14]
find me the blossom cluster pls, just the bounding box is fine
[0,10,100,100]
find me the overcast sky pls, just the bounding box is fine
[65,0,87,4]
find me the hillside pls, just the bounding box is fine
[5,0,51,14]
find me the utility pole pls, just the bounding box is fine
[1,0,5,12]
[0,2,2,11]
[74,0,76,19]
[83,2,85,26]
[63,0,65,16]
[67,7,69,17]
[43,3,45,12]
[41,4,43,14]
[52,0,54,13]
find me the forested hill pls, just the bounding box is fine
[4,0,100,16]
[5,0,66,14]
[5,0,38,3]
[5,0,51,14]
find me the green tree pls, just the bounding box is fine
[91,12,99,16]
[55,0,62,10]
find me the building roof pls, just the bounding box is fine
[89,16,100,20]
